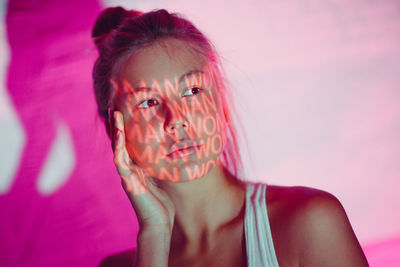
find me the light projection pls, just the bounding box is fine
[109,58,229,195]
[1,0,399,266]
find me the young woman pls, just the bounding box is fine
[92,7,369,267]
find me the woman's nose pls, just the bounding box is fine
[165,103,189,135]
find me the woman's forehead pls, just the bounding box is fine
[119,38,209,89]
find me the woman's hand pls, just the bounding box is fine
[109,109,176,233]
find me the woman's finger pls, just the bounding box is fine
[114,112,133,174]
[113,110,147,195]
[108,108,116,151]
[112,111,134,191]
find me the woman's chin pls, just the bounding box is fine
[151,158,219,183]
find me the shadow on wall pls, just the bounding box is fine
[0,0,137,266]
[98,249,136,267]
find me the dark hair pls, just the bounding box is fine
[91,6,244,179]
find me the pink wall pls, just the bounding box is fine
[0,0,399,266]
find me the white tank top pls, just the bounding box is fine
[244,182,280,267]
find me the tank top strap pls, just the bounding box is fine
[244,182,279,267]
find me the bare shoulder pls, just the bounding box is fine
[266,185,346,219]
[266,185,369,267]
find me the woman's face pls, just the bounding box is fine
[114,38,227,182]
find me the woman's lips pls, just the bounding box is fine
[167,145,202,158]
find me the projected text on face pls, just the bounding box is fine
[115,70,227,195]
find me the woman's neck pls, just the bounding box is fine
[157,164,246,251]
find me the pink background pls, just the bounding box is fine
[0,0,399,266]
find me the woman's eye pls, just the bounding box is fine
[183,87,201,97]
[138,99,159,109]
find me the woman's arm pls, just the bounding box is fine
[289,188,369,266]
[110,110,175,267]
[135,226,171,267]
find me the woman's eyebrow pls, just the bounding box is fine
[133,86,152,92]
[129,70,204,92]
[178,70,204,84]
[122,79,152,93]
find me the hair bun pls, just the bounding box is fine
[92,6,141,48]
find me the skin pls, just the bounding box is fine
[104,38,369,266]
[115,38,227,183]
[112,37,247,261]
[266,186,369,266]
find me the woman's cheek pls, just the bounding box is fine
[193,112,224,157]
[122,123,157,163]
